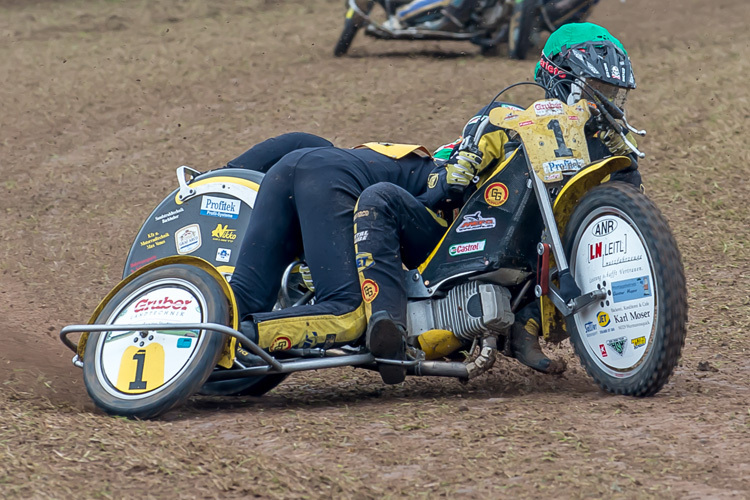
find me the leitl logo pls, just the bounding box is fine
[134,296,193,313]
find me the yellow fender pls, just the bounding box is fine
[77,255,239,368]
[540,156,632,341]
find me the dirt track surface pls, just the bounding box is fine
[1,0,749,498]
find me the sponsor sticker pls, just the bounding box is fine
[175,224,201,255]
[631,336,646,349]
[588,235,627,264]
[533,99,564,116]
[599,344,608,357]
[606,336,627,356]
[270,336,292,351]
[200,195,240,219]
[591,219,618,237]
[519,120,534,127]
[597,311,610,327]
[215,248,231,263]
[612,275,651,303]
[449,240,486,257]
[504,112,519,121]
[354,210,369,221]
[356,252,375,272]
[176,338,193,349]
[211,223,237,243]
[584,321,597,337]
[427,173,438,189]
[154,207,184,224]
[542,158,585,175]
[139,231,170,250]
[129,255,157,270]
[456,211,496,233]
[484,182,509,207]
[354,230,369,244]
[361,279,379,303]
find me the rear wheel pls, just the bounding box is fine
[334,1,373,57]
[508,0,541,60]
[564,183,687,396]
[83,264,229,419]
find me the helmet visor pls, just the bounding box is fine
[585,79,629,109]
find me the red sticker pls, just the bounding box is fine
[484,182,509,207]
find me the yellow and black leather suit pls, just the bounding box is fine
[355,101,642,328]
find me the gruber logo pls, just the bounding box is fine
[449,240,486,257]
[533,99,564,116]
[134,296,193,313]
[484,182,509,207]
[361,279,379,303]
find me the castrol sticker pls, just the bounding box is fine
[449,240,486,257]
[571,214,656,374]
[533,99,564,117]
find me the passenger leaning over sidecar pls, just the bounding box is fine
[355,22,644,384]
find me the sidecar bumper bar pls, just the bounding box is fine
[59,322,283,371]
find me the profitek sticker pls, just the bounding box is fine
[484,182,509,207]
[200,195,240,219]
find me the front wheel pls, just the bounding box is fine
[83,264,230,419]
[564,183,687,397]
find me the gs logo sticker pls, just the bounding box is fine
[484,182,509,207]
[597,311,610,327]
[361,279,379,303]
[427,173,439,189]
[270,336,292,351]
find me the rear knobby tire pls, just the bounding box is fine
[508,0,540,60]
[334,1,372,57]
[563,182,687,397]
[83,264,229,419]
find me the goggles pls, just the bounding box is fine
[585,79,629,109]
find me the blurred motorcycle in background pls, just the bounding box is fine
[334,0,600,58]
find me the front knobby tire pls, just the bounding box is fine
[83,264,229,419]
[564,183,687,397]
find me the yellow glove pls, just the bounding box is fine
[600,129,637,156]
[445,149,482,186]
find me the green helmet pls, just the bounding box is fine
[534,23,636,107]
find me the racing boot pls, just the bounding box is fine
[235,320,265,368]
[366,311,407,385]
[510,319,566,374]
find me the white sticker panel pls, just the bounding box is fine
[573,214,656,373]
[100,286,203,394]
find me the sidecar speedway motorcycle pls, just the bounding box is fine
[61,84,688,419]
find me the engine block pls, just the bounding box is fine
[407,281,515,341]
